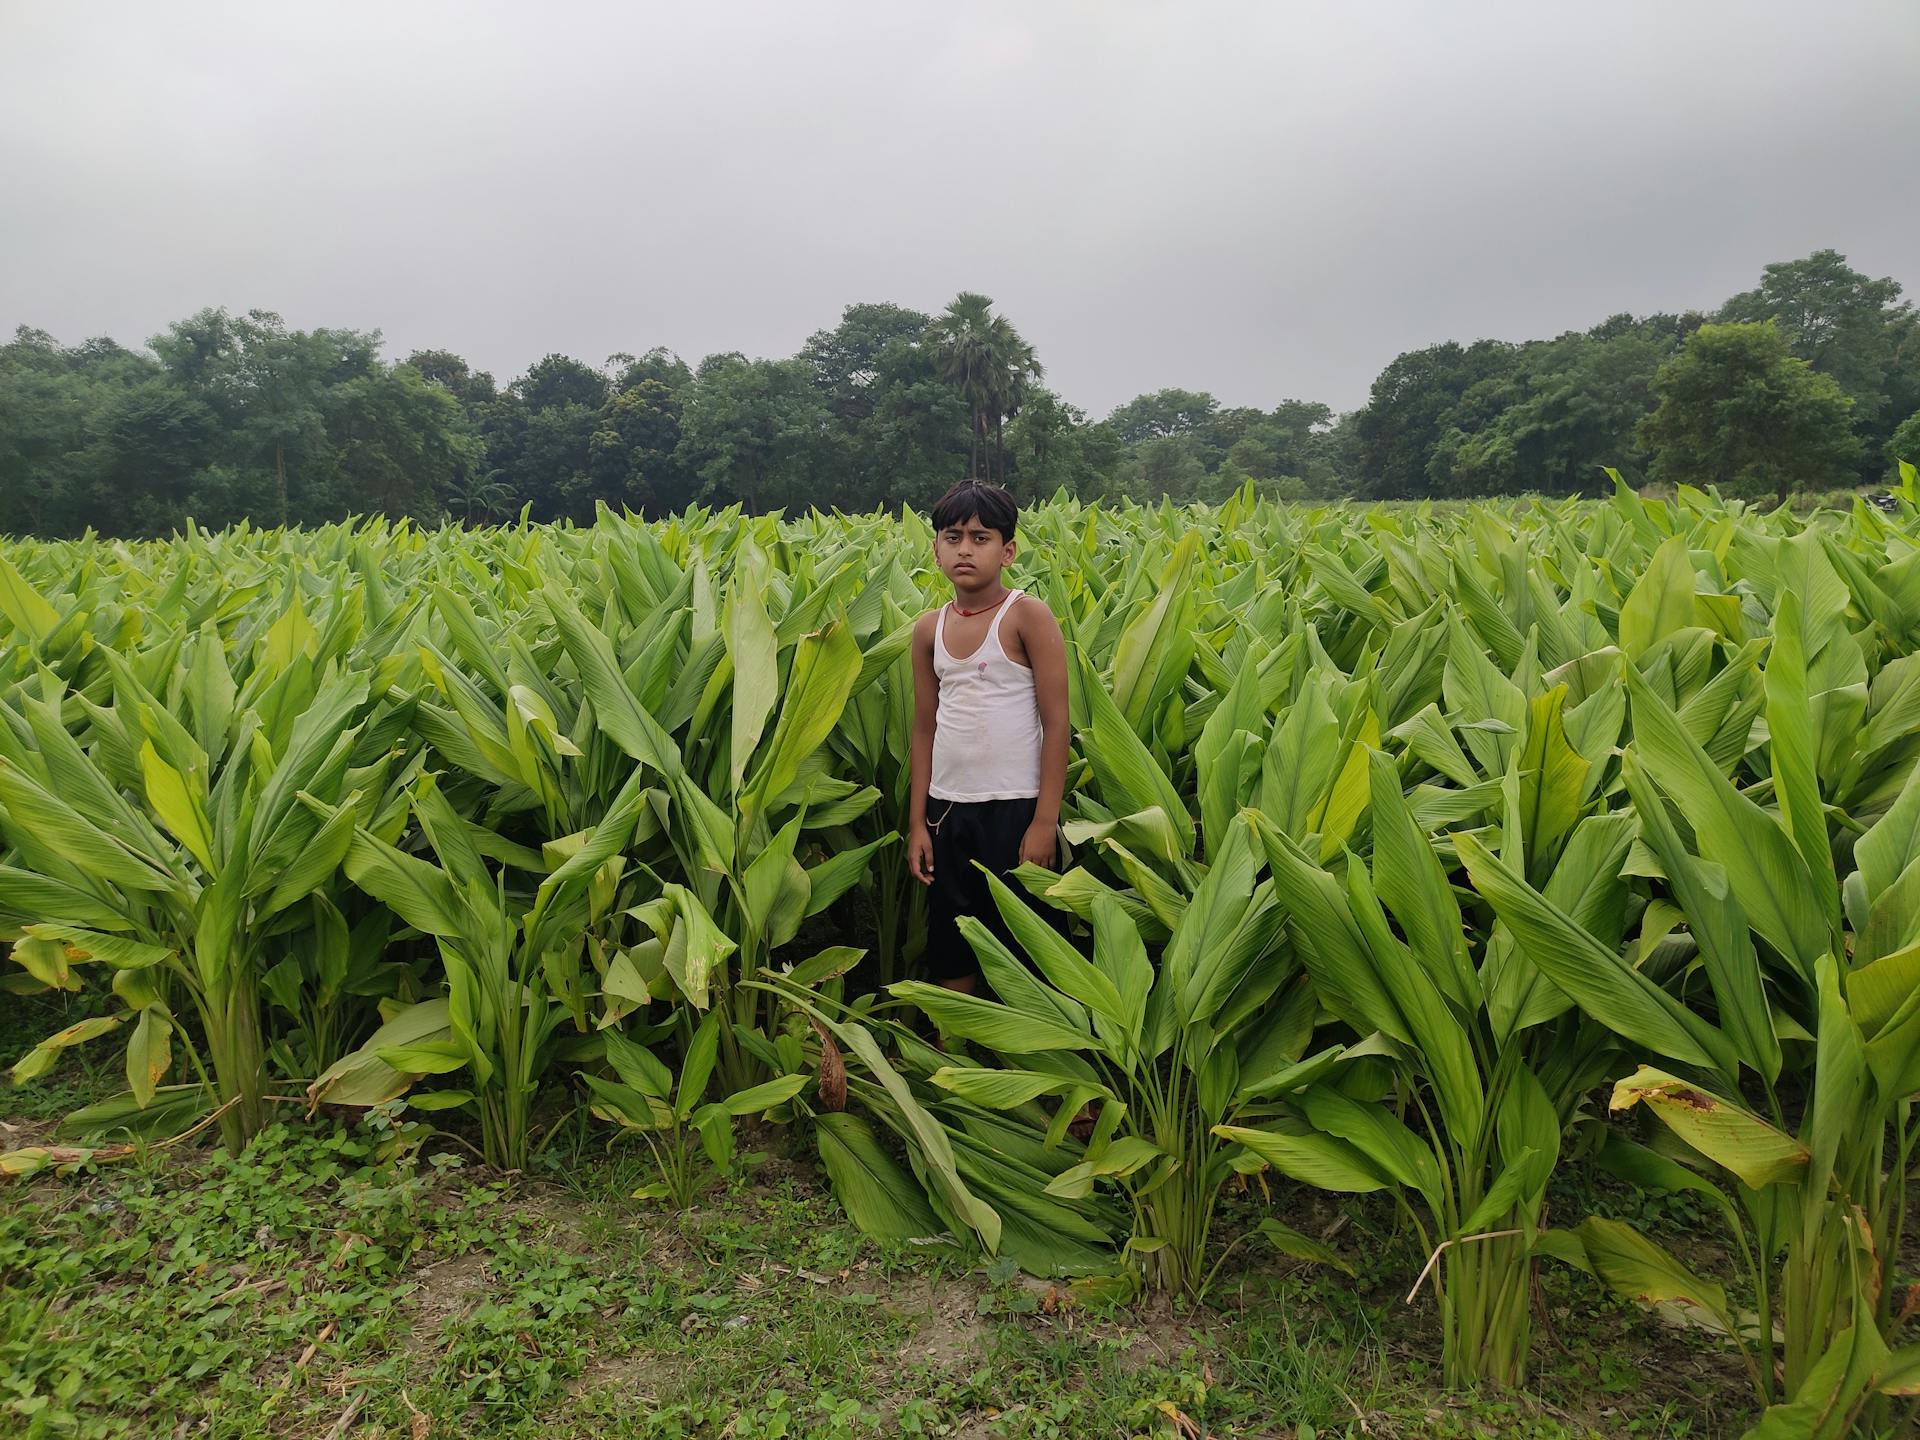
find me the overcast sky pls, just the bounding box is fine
[3,2,1916,416]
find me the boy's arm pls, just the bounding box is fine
[1019,600,1071,869]
[907,611,939,884]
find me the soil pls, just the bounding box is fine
[405,1250,492,1346]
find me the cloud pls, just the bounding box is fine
[2,0,1915,415]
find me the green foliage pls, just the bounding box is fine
[4,482,1920,1437]
[1640,321,1860,504]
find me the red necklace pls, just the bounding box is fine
[950,592,1010,618]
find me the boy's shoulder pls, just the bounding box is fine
[1009,590,1060,627]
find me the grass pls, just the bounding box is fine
[0,980,1763,1438]
[0,1090,1758,1440]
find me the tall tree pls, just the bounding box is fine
[608,347,693,394]
[405,349,498,405]
[925,293,1042,482]
[329,364,478,518]
[152,309,383,527]
[675,355,832,513]
[1885,407,1920,476]
[1106,388,1219,447]
[1427,324,1679,496]
[1720,250,1915,477]
[513,353,611,413]
[1639,321,1858,505]
[800,303,931,424]
[587,379,688,516]
[1354,340,1515,498]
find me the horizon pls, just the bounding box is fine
[4,2,1916,416]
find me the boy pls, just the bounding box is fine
[907,479,1071,993]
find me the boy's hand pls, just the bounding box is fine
[908,825,935,885]
[1019,822,1057,871]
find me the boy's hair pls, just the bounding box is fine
[930,479,1018,541]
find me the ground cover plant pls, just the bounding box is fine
[4,471,1920,1436]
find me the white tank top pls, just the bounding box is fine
[929,590,1043,802]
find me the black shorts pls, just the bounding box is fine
[924,796,1059,982]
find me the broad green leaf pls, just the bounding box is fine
[1620,754,1780,1084]
[1076,646,1193,857]
[139,741,215,873]
[1619,536,1695,660]
[717,1072,808,1115]
[1566,1216,1736,1337]
[1628,669,1828,981]
[742,615,862,821]
[125,1006,171,1107]
[1609,1065,1808,1188]
[930,1066,1113,1111]
[23,925,172,971]
[726,544,778,796]
[343,830,466,940]
[1456,832,1737,1080]
[308,999,453,1106]
[1765,589,1842,937]
[888,981,1102,1056]
[1213,1123,1392,1193]
[1254,1217,1355,1275]
[815,1110,940,1242]
[0,551,61,643]
[12,1015,124,1085]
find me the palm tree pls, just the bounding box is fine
[926,294,1043,481]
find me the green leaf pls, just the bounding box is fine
[1213,1123,1392,1193]
[717,1072,809,1116]
[782,946,866,986]
[308,999,453,1106]
[405,1090,474,1112]
[1619,536,1696,660]
[12,1015,123,1086]
[23,925,172,971]
[1609,1065,1808,1188]
[139,741,215,873]
[343,831,466,940]
[1255,1217,1355,1275]
[603,1026,675,1099]
[1456,831,1737,1080]
[1368,750,1475,1010]
[0,761,175,894]
[889,981,1103,1056]
[1764,588,1842,939]
[726,544,779,797]
[1566,1216,1736,1337]
[628,885,736,1009]
[802,835,895,918]
[0,550,62,643]
[1110,532,1199,730]
[984,870,1126,1031]
[125,1006,171,1107]
[742,615,862,822]
[1620,753,1781,1084]
[1513,686,1590,885]
[0,866,135,934]
[929,1066,1113,1111]
[815,1111,941,1242]
[1628,668,1827,982]
[676,1008,724,1114]
[1076,645,1194,857]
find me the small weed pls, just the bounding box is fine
[1,1124,1755,1438]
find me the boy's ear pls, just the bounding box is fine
[1004,538,1018,561]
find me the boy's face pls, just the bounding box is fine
[933,512,1015,589]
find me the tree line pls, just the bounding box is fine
[3,252,1916,537]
